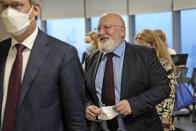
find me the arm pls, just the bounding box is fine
[157,59,176,125]
[60,46,87,131]
[129,49,171,118]
[84,54,101,121]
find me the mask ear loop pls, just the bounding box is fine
[30,16,35,22]
[28,5,35,22]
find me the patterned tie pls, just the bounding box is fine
[2,44,25,131]
[101,53,118,131]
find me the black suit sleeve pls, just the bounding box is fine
[84,54,97,108]
[128,48,171,118]
[59,46,87,130]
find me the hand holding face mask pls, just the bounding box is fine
[98,106,119,120]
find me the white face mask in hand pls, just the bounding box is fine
[0,6,34,36]
[98,106,119,120]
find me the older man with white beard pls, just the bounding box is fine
[84,13,170,131]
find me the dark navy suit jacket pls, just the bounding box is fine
[85,42,170,131]
[0,29,87,131]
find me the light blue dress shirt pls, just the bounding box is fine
[95,41,126,131]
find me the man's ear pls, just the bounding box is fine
[33,4,40,18]
[121,27,125,39]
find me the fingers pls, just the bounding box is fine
[114,104,126,115]
[113,103,124,112]
[119,107,127,115]
[86,105,100,121]
[89,106,100,114]
[113,100,132,116]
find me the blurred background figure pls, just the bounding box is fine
[82,31,99,69]
[154,29,186,77]
[135,29,176,131]
[153,29,176,55]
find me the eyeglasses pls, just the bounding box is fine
[0,2,24,12]
[94,25,123,33]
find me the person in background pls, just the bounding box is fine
[153,29,176,55]
[153,29,185,78]
[135,29,176,131]
[0,0,87,131]
[85,13,170,131]
[82,31,99,69]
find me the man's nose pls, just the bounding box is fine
[98,28,106,35]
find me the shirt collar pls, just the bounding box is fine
[11,26,39,50]
[113,40,126,57]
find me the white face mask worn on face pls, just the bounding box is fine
[0,5,34,36]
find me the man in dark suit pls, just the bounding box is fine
[0,0,87,131]
[85,13,170,131]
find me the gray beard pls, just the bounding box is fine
[98,37,120,53]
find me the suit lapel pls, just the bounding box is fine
[120,43,135,99]
[92,51,103,106]
[17,30,50,110]
[0,39,11,93]
[0,39,11,125]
